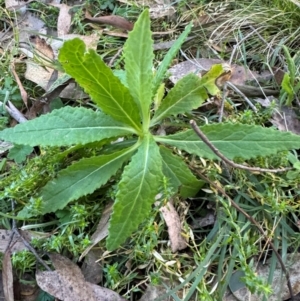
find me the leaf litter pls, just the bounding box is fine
[36,253,126,301]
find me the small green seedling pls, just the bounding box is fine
[1,10,300,251]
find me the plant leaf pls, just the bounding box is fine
[40,146,137,214]
[58,38,141,132]
[107,134,163,251]
[151,65,224,125]
[155,123,300,160]
[160,146,204,197]
[0,107,134,146]
[152,22,192,96]
[7,144,33,163]
[281,73,293,105]
[124,9,153,121]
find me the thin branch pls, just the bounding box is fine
[12,228,52,271]
[0,100,27,124]
[108,48,123,67]
[190,120,292,173]
[191,168,294,301]
[225,81,257,112]
[8,200,52,272]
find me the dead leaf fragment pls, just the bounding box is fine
[271,106,300,135]
[159,201,187,252]
[36,253,126,301]
[50,33,99,55]
[51,3,72,36]
[85,11,133,31]
[168,58,278,97]
[255,97,300,135]
[81,250,103,284]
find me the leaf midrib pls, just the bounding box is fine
[77,54,141,132]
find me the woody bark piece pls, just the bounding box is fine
[3,250,14,301]
[160,202,187,252]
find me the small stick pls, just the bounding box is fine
[0,101,27,124]
[108,48,123,67]
[190,120,292,173]
[12,228,52,271]
[9,200,52,272]
[11,62,28,107]
[7,101,27,123]
[226,81,257,112]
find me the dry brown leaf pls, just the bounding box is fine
[36,253,126,301]
[255,97,300,135]
[159,202,187,252]
[25,34,99,93]
[169,58,270,85]
[50,33,99,54]
[168,58,278,97]
[2,250,14,301]
[18,12,46,44]
[28,35,54,61]
[168,58,223,83]
[191,211,215,229]
[51,3,72,36]
[118,0,175,19]
[79,203,112,261]
[84,11,133,31]
[24,36,55,90]
[81,250,103,284]
[271,106,300,135]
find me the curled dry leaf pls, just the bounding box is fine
[84,11,134,31]
[36,253,126,301]
[159,201,187,252]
